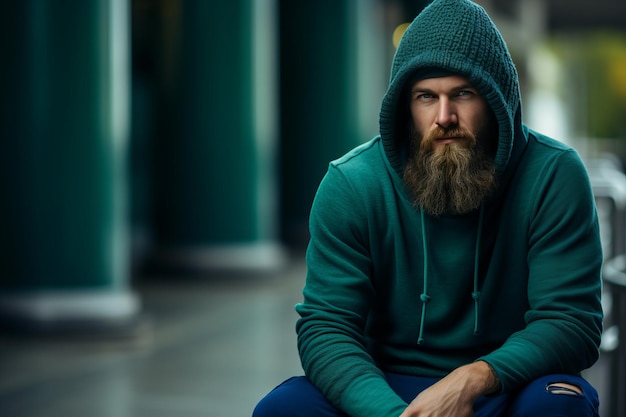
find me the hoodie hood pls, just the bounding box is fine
[380,0,523,180]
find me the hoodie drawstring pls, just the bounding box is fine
[418,209,430,345]
[417,205,485,344]
[472,205,485,335]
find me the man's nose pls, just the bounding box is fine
[435,98,458,128]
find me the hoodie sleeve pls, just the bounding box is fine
[295,164,408,417]
[479,148,604,393]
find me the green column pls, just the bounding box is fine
[278,0,363,247]
[148,0,285,272]
[0,1,139,334]
[400,0,434,17]
[278,1,434,247]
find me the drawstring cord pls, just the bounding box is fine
[417,205,485,344]
[418,209,430,345]
[472,205,485,335]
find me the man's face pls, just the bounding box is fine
[403,75,498,216]
[409,74,494,154]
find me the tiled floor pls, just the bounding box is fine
[0,253,616,417]
[0,257,306,417]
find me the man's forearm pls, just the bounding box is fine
[399,361,501,417]
[466,360,501,396]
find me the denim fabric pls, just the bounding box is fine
[252,373,599,417]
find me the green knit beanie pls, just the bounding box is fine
[379,0,521,178]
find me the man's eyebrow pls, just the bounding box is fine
[452,83,478,92]
[411,83,478,94]
[454,83,476,89]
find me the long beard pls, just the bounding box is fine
[403,127,496,216]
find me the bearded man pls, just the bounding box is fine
[253,1,603,416]
[403,73,498,217]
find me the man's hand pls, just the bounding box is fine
[398,361,500,417]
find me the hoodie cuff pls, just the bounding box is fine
[339,373,408,417]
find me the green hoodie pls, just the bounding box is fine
[295,1,603,417]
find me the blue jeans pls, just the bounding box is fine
[253,373,599,417]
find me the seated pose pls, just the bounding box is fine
[254,0,603,416]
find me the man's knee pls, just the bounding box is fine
[545,382,584,396]
[253,377,303,417]
[252,376,345,417]
[508,375,599,417]
[253,385,286,417]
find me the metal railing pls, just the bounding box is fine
[588,156,626,417]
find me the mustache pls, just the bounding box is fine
[423,126,476,144]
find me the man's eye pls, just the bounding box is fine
[457,90,475,97]
[416,93,434,100]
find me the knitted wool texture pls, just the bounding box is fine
[379,0,520,178]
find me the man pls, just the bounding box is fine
[253,0,603,416]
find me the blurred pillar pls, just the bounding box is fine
[148,0,286,273]
[278,0,363,247]
[399,0,433,17]
[0,1,141,335]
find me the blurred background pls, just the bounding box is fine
[1,0,626,416]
